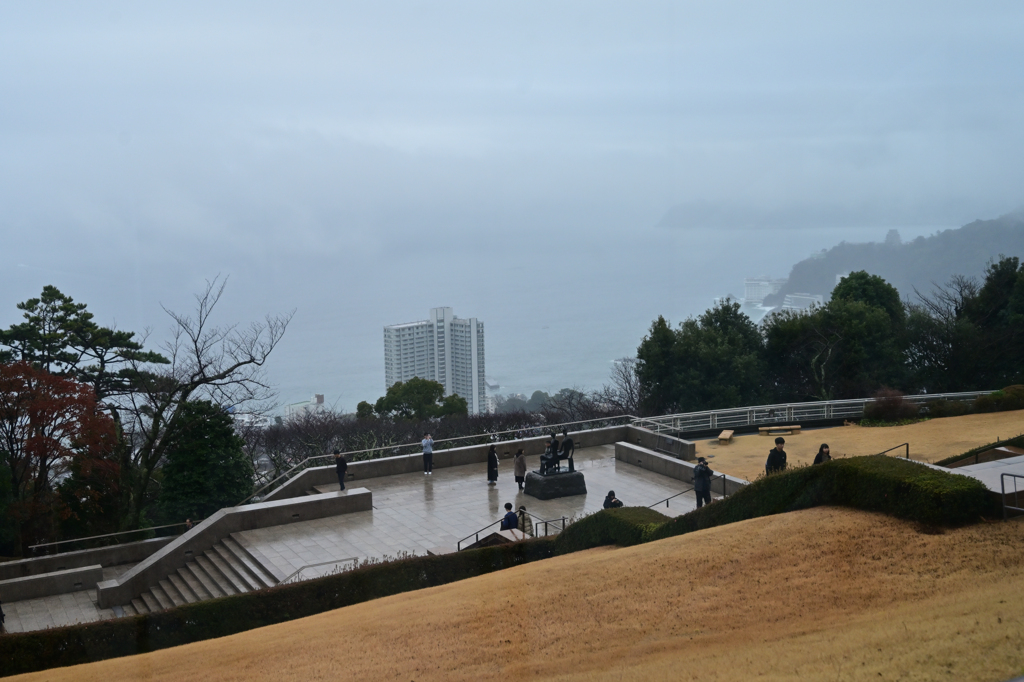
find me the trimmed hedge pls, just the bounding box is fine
[934,433,1024,467]
[0,539,555,678]
[554,456,997,554]
[553,507,668,555]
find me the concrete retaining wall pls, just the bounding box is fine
[0,565,104,602]
[614,442,747,496]
[262,424,631,502]
[623,426,696,461]
[97,488,372,608]
[0,536,174,581]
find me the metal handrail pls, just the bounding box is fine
[1001,473,1024,521]
[648,486,695,509]
[240,414,637,505]
[281,557,359,584]
[647,474,729,510]
[29,522,190,554]
[456,512,567,551]
[876,443,910,459]
[632,391,994,435]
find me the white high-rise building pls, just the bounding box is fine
[384,307,486,414]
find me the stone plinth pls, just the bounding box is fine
[524,471,587,500]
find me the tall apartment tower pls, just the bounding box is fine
[383,307,486,414]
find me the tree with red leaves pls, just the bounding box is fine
[0,361,116,554]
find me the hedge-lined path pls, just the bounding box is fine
[16,507,1024,682]
[235,444,716,580]
[699,408,1024,481]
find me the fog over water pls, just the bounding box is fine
[1,3,1022,411]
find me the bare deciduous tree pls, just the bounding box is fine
[117,277,292,529]
[594,357,645,415]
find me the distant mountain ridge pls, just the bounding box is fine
[762,211,1024,306]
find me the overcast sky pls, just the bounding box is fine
[2,2,1022,410]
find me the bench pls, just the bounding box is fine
[759,424,801,435]
[718,430,734,444]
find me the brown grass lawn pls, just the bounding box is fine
[699,409,1024,481]
[16,507,1024,682]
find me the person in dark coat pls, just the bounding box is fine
[766,437,787,474]
[693,456,714,508]
[487,444,499,485]
[333,448,348,490]
[560,429,575,472]
[500,502,519,530]
[813,443,832,465]
[603,490,623,509]
[513,449,527,490]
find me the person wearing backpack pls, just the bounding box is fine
[693,457,713,508]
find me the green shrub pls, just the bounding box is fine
[924,399,972,419]
[863,389,921,422]
[553,507,668,555]
[0,538,555,678]
[934,433,1024,467]
[974,385,1024,413]
[648,456,996,543]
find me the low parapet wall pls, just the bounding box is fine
[97,488,372,608]
[624,426,696,461]
[262,424,634,502]
[0,565,103,602]
[614,442,747,496]
[0,536,174,581]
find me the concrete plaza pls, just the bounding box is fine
[1,444,713,633]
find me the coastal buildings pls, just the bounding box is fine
[743,277,787,305]
[384,307,486,414]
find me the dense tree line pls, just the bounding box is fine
[637,257,1024,414]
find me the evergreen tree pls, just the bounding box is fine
[159,401,253,522]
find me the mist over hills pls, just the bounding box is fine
[762,210,1024,306]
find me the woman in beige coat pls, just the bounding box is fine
[513,449,527,491]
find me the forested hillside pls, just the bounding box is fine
[763,211,1024,306]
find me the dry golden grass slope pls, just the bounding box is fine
[16,507,1024,682]
[699,409,1024,481]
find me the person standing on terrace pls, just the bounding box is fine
[513,449,527,490]
[487,444,499,485]
[333,449,348,490]
[422,433,434,475]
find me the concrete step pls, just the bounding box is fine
[211,543,261,592]
[159,579,186,607]
[187,560,226,599]
[196,554,240,596]
[143,589,167,612]
[204,548,251,594]
[131,597,150,615]
[222,537,277,589]
[152,583,177,609]
[181,563,216,600]
[168,573,199,603]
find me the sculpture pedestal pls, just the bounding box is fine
[524,471,587,500]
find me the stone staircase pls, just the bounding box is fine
[119,534,281,615]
